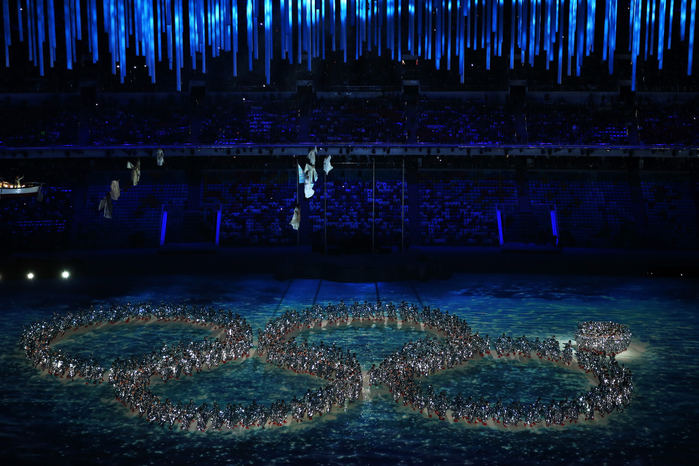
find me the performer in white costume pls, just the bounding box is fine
[323,154,333,175]
[110,180,121,200]
[290,204,301,230]
[303,163,317,199]
[98,192,113,218]
[127,159,141,186]
[156,147,165,166]
[307,146,318,166]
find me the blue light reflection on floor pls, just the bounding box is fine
[1,273,698,464]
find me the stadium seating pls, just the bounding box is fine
[419,170,517,245]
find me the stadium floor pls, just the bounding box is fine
[2,268,698,464]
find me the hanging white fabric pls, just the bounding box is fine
[290,206,301,230]
[110,180,121,200]
[127,159,141,186]
[98,195,113,219]
[323,155,333,175]
[303,164,317,199]
[307,146,318,166]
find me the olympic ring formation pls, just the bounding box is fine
[574,321,632,355]
[19,301,634,431]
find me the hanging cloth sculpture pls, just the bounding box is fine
[110,180,121,200]
[127,159,141,186]
[307,146,318,166]
[98,193,113,219]
[323,155,333,175]
[303,164,317,199]
[290,205,301,230]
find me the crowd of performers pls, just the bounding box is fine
[574,321,632,355]
[19,301,634,431]
[368,333,633,427]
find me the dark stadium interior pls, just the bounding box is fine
[2,0,699,371]
[2,1,699,465]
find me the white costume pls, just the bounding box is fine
[156,148,164,166]
[98,195,113,219]
[127,159,141,186]
[307,146,318,166]
[323,155,333,175]
[290,206,301,230]
[304,181,315,199]
[110,180,121,200]
[303,164,317,199]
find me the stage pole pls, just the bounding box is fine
[324,168,327,255]
[372,157,375,255]
[297,159,300,250]
[402,157,405,253]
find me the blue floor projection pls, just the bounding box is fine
[1,273,698,464]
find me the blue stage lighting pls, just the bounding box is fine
[1,1,697,91]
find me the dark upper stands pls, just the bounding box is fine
[417,100,517,145]
[1,95,697,147]
[310,98,407,143]
[88,100,191,146]
[199,97,299,144]
[524,101,631,145]
[637,99,699,146]
[1,92,698,254]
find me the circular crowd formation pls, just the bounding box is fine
[19,301,634,431]
[574,321,632,355]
